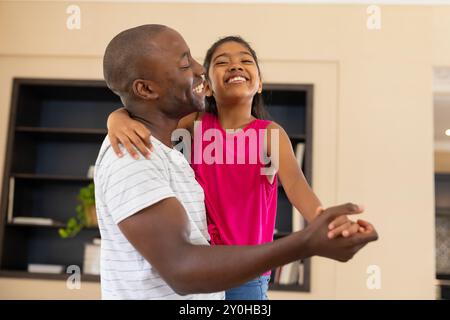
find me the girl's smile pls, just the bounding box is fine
[207,41,262,103]
[225,73,249,85]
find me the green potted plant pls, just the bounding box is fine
[59,183,97,238]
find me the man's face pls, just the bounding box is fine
[142,29,206,119]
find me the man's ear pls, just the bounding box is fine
[205,81,213,97]
[132,79,159,100]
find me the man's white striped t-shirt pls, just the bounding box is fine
[94,136,225,300]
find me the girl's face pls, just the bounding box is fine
[206,41,262,106]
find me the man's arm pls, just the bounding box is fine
[119,198,378,296]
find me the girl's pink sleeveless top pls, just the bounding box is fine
[191,112,278,252]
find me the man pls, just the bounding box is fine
[95,24,378,299]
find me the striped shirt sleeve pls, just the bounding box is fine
[101,151,175,224]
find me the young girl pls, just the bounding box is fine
[107,36,364,300]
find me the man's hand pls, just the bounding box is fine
[304,203,378,262]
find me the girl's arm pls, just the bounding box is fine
[107,107,201,159]
[267,122,362,238]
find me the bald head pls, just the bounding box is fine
[103,24,168,98]
[103,24,206,124]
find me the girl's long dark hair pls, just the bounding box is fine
[203,36,269,120]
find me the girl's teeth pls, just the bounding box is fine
[228,76,246,83]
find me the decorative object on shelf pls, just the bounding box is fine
[7,177,14,223]
[274,260,305,286]
[87,165,95,179]
[59,182,97,238]
[28,263,64,274]
[12,217,60,226]
[83,238,101,275]
[278,260,300,285]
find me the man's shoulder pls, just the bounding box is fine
[95,137,169,179]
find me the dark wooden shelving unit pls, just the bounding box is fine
[263,84,313,293]
[0,79,313,293]
[0,78,120,280]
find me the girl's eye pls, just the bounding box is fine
[215,61,227,65]
[181,64,191,69]
[243,60,254,63]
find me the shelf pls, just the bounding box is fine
[437,273,450,280]
[273,231,291,239]
[7,222,65,228]
[0,270,100,282]
[16,127,107,135]
[15,126,107,143]
[6,222,99,230]
[289,134,306,141]
[12,173,92,183]
[436,207,450,216]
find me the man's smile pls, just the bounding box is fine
[193,81,204,94]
